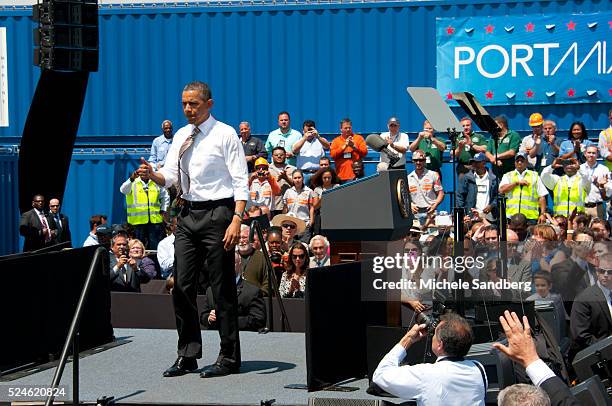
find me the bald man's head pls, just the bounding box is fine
[506,229,519,242]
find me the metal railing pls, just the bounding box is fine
[45,246,107,406]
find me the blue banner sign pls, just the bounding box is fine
[437,13,612,105]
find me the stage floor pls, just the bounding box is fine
[2,329,403,405]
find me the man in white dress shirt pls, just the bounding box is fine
[373,313,487,405]
[139,81,249,379]
[378,116,409,170]
[579,144,612,219]
[157,217,177,279]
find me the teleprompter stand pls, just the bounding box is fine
[452,92,508,279]
[406,87,466,313]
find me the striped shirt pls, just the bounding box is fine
[407,169,443,208]
[283,186,315,226]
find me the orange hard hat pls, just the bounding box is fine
[254,157,269,168]
[529,112,544,127]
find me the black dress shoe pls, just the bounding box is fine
[163,356,197,377]
[199,362,239,378]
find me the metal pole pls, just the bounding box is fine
[453,207,465,317]
[249,220,292,332]
[250,221,274,331]
[73,332,79,406]
[448,127,465,316]
[45,247,105,406]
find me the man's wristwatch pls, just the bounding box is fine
[234,212,243,220]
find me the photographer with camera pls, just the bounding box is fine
[266,226,287,287]
[292,120,330,186]
[373,313,487,405]
[248,158,281,219]
[109,234,150,292]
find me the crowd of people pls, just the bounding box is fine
[18,96,612,397]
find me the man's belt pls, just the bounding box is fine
[301,169,319,173]
[584,202,603,208]
[184,197,234,210]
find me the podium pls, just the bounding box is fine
[320,170,414,326]
[321,169,413,262]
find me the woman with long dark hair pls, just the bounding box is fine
[310,168,341,205]
[559,121,593,162]
[309,167,341,235]
[278,242,309,298]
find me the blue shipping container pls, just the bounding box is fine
[2,0,612,254]
[1,0,611,140]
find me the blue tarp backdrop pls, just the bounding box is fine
[437,12,612,106]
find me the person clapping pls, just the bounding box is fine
[279,242,309,298]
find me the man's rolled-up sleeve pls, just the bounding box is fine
[540,165,558,190]
[224,131,249,201]
[158,133,181,188]
[372,344,424,401]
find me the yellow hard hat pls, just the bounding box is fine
[529,112,544,127]
[254,157,269,168]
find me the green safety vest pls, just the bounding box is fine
[553,175,587,216]
[126,180,164,225]
[505,170,541,220]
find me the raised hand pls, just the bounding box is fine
[492,311,540,368]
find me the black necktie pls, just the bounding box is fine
[55,215,62,231]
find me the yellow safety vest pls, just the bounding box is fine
[600,127,612,171]
[552,175,587,216]
[505,170,541,220]
[126,180,164,225]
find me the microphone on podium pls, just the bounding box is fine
[365,134,401,167]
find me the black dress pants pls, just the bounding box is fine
[173,198,240,368]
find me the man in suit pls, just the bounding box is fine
[570,252,612,360]
[48,198,72,247]
[109,234,150,292]
[493,311,579,406]
[200,251,266,331]
[550,228,597,314]
[19,194,56,252]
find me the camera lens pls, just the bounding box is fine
[415,311,432,328]
[270,252,282,263]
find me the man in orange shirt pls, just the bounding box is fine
[330,118,368,182]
